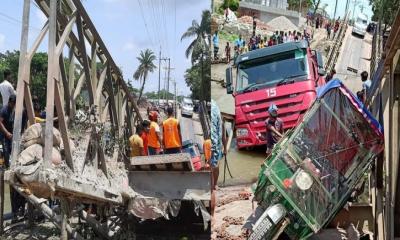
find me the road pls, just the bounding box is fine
[335,26,372,93]
[178,108,204,147]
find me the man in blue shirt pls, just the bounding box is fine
[361,71,371,103]
[265,104,284,154]
[235,35,243,52]
[212,31,219,60]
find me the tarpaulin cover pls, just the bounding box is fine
[253,79,384,238]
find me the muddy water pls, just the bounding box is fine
[212,63,266,186]
[217,145,266,186]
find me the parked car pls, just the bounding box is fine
[182,140,202,171]
[181,98,194,118]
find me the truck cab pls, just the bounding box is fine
[226,41,326,149]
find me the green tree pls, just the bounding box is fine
[370,0,400,28]
[0,51,48,107]
[145,90,174,100]
[133,49,157,102]
[181,10,211,101]
[221,0,240,11]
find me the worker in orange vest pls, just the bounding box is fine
[162,107,182,154]
[148,111,162,155]
[203,138,211,169]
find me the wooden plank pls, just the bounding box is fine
[76,13,94,105]
[54,78,74,170]
[24,84,35,126]
[43,0,58,169]
[95,64,108,107]
[59,55,71,117]
[10,0,31,167]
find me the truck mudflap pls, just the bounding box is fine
[250,79,384,239]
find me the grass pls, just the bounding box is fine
[219,30,239,43]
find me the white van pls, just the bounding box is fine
[181,98,194,117]
[352,13,368,37]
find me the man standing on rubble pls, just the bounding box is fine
[0,94,27,222]
[265,104,284,154]
[162,106,182,154]
[148,111,162,155]
[212,31,219,60]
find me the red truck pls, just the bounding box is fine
[226,40,326,149]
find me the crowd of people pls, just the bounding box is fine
[129,105,212,169]
[212,29,312,63]
[129,106,184,157]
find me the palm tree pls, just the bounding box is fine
[181,10,211,101]
[133,49,157,101]
[181,10,211,64]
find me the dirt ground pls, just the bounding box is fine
[211,184,254,240]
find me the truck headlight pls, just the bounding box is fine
[236,128,248,137]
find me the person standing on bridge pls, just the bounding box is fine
[162,107,182,154]
[129,125,145,157]
[148,111,162,155]
[140,120,150,156]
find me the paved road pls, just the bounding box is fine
[335,26,372,93]
[178,109,204,146]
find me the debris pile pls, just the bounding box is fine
[238,16,271,31]
[267,16,298,32]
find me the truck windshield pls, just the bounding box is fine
[236,49,309,92]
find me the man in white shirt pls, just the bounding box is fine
[0,70,16,106]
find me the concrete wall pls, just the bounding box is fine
[238,1,300,26]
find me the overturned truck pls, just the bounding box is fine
[248,79,384,239]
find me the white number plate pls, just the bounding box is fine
[266,88,277,97]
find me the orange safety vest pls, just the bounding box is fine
[162,117,181,149]
[203,139,211,161]
[148,121,161,148]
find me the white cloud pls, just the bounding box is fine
[35,9,47,27]
[122,42,137,52]
[0,34,5,51]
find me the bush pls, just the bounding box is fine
[222,0,239,11]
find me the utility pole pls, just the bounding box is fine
[158,46,161,105]
[162,62,174,105]
[159,57,170,105]
[345,0,350,17]
[167,58,170,104]
[333,0,338,20]
[299,0,302,15]
[352,0,361,22]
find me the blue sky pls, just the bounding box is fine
[0,0,210,96]
[321,0,373,20]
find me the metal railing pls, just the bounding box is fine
[324,14,350,73]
